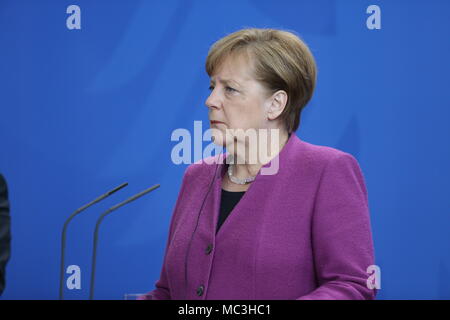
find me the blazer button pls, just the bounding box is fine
[196,285,204,297]
[205,244,213,255]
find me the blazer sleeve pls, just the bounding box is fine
[138,166,191,300]
[296,153,378,300]
[0,174,11,296]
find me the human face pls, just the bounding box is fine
[205,54,271,149]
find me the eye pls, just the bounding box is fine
[225,86,236,93]
[208,85,237,93]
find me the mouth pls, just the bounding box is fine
[210,120,225,125]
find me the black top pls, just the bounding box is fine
[216,189,246,234]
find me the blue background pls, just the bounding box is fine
[0,0,449,299]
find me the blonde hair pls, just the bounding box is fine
[206,28,317,133]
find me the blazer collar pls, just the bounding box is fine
[215,132,299,180]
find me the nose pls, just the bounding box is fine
[205,88,221,110]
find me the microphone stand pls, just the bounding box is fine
[89,184,160,300]
[59,182,128,300]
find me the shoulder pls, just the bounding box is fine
[293,137,360,172]
[180,154,223,186]
[296,139,367,195]
[0,174,7,195]
[289,140,370,208]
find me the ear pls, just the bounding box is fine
[267,90,288,121]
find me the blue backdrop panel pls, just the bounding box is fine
[0,0,449,299]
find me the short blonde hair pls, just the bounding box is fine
[206,28,317,133]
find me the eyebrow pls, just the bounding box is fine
[210,78,241,87]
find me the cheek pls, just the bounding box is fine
[225,97,265,129]
[243,102,267,127]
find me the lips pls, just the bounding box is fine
[210,120,224,124]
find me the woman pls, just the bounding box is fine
[142,28,376,300]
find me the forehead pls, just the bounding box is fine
[210,54,254,84]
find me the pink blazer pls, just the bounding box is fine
[142,133,377,300]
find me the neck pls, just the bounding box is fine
[228,129,290,180]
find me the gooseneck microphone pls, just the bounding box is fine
[59,182,128,300]
[89,184,160,300]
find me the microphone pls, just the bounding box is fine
[89,184,161,300]
[59,182,128,300]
